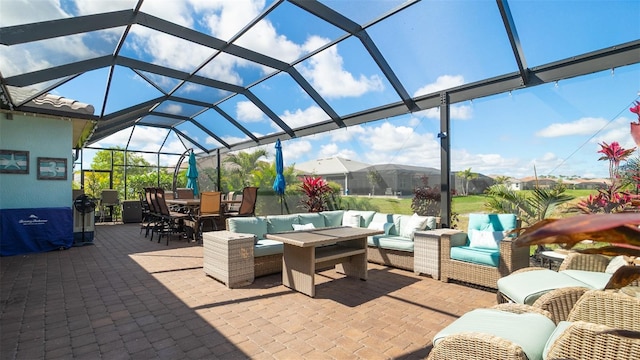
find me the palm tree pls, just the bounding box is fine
[367,170,382,195]
[223,149,268,189]
[485,184,574,227]
[459,168,478,196]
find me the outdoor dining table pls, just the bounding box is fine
[265,226,384,297]
[165,198,241,239]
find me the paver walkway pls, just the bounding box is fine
[1,223,496,359]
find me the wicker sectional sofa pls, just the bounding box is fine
[203,210,439,287]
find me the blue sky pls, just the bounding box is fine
[1,0,639,179]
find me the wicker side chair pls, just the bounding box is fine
[439,214,530,289]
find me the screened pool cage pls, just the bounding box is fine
[73,146,299,216]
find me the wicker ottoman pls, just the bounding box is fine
[414,229,460,280]
[203,231,255,288]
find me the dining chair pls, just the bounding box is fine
[99,189,120,222]
[151,188,190,245]
[196,191,224,239]
[225,187,258,217]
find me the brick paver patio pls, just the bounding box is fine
[1,223,496,359]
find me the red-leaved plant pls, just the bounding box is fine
[576,141,635,214]
[299,176,332,212]
[630,100,640,146]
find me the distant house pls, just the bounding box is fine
[486,176,522,191]
[574,178,610,189]
[519,177,558,190]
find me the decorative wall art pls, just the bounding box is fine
[37,157,67,180]
[0,149,29,174]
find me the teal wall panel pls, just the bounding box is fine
[0,114,72,209]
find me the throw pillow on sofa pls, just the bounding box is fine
[292,223,315,231]
[399,213,430,240]
[343,214,361,227]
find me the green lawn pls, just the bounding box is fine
[343,189,597,229]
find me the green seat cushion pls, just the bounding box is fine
[297,213,325,228]
[433,308,556,360]
[542,321,572,360]
[254,239,284,257]
[450,246,499,267]
[367,235,414,252]
[266,214,300,234]
[497,269,589,305]
[560,270,612,289]
[320,210,345,227]
[227,217,268,240]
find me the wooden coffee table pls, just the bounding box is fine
[265,226,383,297]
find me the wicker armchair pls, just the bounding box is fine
[497,253,638,323]
[427,304,555,360]
[440,214,530,289]
[545,289,640,360]
[428,290,640,360]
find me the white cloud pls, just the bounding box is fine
[279,106,328,129]
[536,117,608,137]
[298,36,384,99]
[414,75,465,97]
[318,143,359,160]
[282,140,312,163]
[164,103,183,115]
[328,125,366,142]
[236,101,265,122]
[0,0,68,26]
[414,104,473,120]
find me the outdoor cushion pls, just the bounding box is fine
[342,214,362,227]
[433,308,556,360]
[398,214,431,240]
[227,216,268,240]
[297,213,325,228]
[468,229,506,250]
[254,239,284,257]
[320,210,345,227]
[266,214,300,234]
[292,223,315,231]
[367,221,394,235]
[369,212,393,225]
[344,210,376,227]
[368,235,414,252]
[468,213,517,232]
[497,269,589,305]
[450,246,499,267]
[542,321,572,360]
[604,255,627,273]
[560,270,612,290]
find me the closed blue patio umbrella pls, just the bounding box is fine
[272,139,287,214]
[186,151,199,196]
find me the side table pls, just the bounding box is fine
[203,231,255,288]
[414,229,461,280]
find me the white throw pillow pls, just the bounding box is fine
[292,223,315,231]
[468,229,506,249]
[368,221,392,235]
[605,255,628,274]
[399,213,429,240]
[343,214,361,227]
